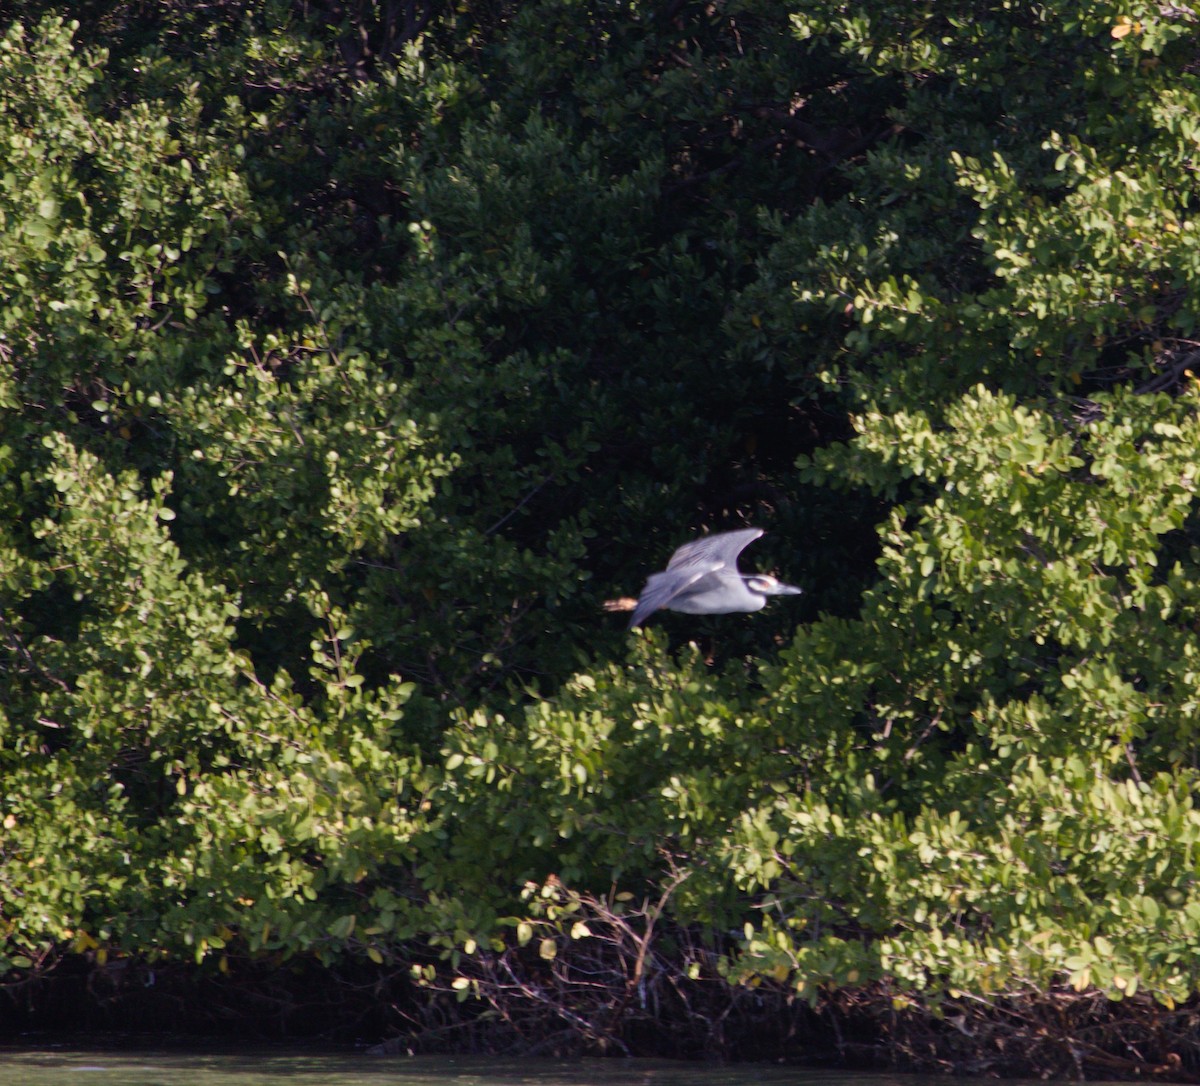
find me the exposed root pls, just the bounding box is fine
[5,915,1200,1080]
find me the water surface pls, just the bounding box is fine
[0,1049,1115,1086]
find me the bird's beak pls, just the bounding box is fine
[775,583,803,596]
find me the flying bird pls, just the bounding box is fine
[615,528,802,629]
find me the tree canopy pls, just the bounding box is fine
[2,0,1200,1070]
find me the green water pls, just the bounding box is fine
[0,1050,1055,1086]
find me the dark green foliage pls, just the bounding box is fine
[2,0,1200,1025]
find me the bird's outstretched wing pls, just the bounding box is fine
[665,528,763,572]
[628,528,764,628]
[628,561,722,628]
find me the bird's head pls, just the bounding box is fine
[745,574,803,597]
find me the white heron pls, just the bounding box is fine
[619,528,802,628]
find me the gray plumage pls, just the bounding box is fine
[628,528,802,628]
